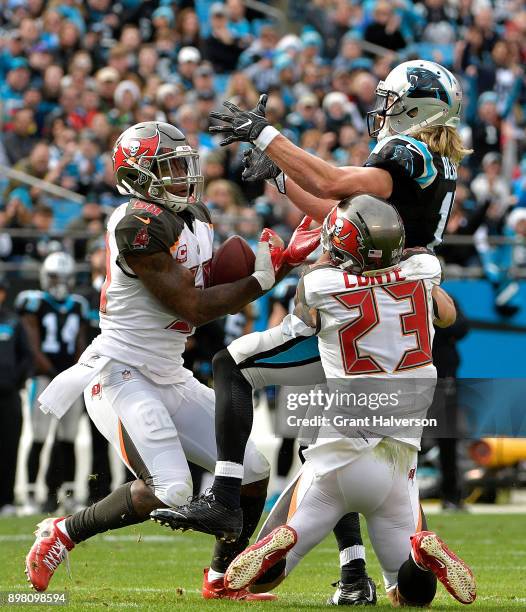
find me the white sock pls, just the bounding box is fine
[208,568,225,582]
[340,545,366,565]
[56,519,71,542]
[215,461,244,480]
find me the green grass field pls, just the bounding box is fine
[1,513,525,610]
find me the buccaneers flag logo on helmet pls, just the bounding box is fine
[326,207,365,267]
[113,133,161,174]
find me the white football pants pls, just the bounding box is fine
[84,360,270,507]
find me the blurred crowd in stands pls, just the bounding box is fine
[0,0,525,308]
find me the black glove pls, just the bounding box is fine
[242,147,286,194]
[209,94,271,146]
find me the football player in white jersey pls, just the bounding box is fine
[24,121,314,601]
[221,195,476,607]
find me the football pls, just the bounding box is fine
[209,235,255,286]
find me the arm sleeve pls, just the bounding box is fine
[365,136,436,189]
[115,215,175,257]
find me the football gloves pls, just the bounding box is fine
[284,216,321,267]
[209,94,270,146]
[242,147,286,194]
[259,217,322,275]
[260,227,285,272]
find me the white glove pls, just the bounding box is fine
[251,240,275,290]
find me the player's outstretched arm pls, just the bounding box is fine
[264,134,393,201]
[211,95,393,202]
[432,285,456,328]
[125,247,271,327]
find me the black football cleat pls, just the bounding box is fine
[328,577,377,606]
[150,492,243,542]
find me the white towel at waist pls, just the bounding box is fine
[39,348,110,418]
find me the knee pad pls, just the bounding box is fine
[156,477,193,508]
[242,444,270,484]
[152,451,193,507]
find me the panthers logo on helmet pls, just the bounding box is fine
[327,208,365,267]
[406,67,449,105]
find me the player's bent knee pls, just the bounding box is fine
[156,478,193,508]
[242,444,270,484]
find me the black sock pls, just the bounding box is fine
[213,349,254,466]
[65,482,142,544]
[211,489,266,573]
[397,554,437,606]
[27,441,44,484]
[211,476,242,510]
[277,438,295,477]
[333,513,366,582]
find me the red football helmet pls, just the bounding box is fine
[112,121,204,212]
[321,194,405,274]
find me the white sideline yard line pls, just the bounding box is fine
[0,534,194,542]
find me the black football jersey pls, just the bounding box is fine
[365,134,457,249]
[15,290,88,372]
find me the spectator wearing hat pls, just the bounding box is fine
[286,93,322,141]
[157,83,185,123]
[186,62,215,104]
[333,31,363,73]
[152,5,175,31]
[271,54,297,109]
[364,1,406,51]
[322,91,354,135]
[94,66,120,112]
[203,3,245,74]
[1,107,38,165]
[178,46,202,90]
[300,30,323,64]
[0,58,31,124]
[0,276,33,516]
[110,80,141,128]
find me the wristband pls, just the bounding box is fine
[251,270,275,291]
[254,126,280,151]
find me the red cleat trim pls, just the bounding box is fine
[225,525,297,591]
[202,568,276,601]
[25,518,74,592]
[411,530,476,604]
